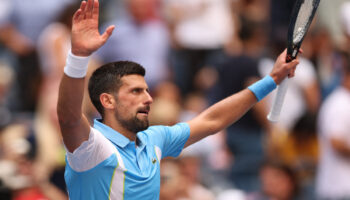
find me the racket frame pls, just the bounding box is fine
[267,0,320,122]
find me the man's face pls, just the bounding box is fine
[113,74,153,133]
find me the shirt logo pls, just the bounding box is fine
[152,158,157,164]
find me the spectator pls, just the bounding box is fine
[247,160,299,200]
[95,0,170,90]
[267,114,319,199]
[0,0,74,112]
[0,119,67,200]
[164,0,233,95]
[159,157,215,200]
[317,0,349,47]
[316,52,350,199]
[149,81,182,126]
[310,27,343,100]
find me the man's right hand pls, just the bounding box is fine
[71,0,114,57]
[269,49,300,85]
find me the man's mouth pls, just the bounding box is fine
[137,107,150,116]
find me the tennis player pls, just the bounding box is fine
[57,0,299,199]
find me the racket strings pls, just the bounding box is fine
[293,0,316,43]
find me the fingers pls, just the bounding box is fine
[79,1,87,20]
[287,59,299,78]
[101,25,115,43]
[278,49,287,61]
[288,66,296,78]
[73,0,98,22]
[86,0,94,19]
[73,9,82,21]
[73,1,87,22]
[290,59,299,68]
[92,0,100,20]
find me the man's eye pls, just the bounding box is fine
[132,89,141,93]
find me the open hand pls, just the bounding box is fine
[71,0,115,57]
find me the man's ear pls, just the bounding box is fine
[100,93,116,111]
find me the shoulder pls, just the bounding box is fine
[143,123,190,134]
[66,127,116,172]
[140,123,190,142]
[138,125,168,141]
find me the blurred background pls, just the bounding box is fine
[0,0,350,199]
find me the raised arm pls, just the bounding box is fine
[185,50,299,147]
[57,0,114,152]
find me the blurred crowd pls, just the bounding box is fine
[0,0,350,199]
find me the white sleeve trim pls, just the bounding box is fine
[65,127,115,172]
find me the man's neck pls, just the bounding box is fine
[102,117,137,141]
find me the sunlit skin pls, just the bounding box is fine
[102,74,153,141]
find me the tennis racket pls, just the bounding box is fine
[267,0,321,122]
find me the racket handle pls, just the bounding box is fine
[267,78,289,122]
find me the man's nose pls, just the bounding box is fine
[144,91,153,105]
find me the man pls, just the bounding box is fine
[316,52,350,200]
[57,0,299,199]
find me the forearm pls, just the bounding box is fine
[186,76,276,146]
[186,90,256,146]
[56,51,92,152]
[200,89,257,132]
[57,51,90,127]
[57,75,86,126]
[204,75,276,132]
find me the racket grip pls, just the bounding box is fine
[267,78,289,122]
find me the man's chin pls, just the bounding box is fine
[134,118,149,131]
[136,115,149,122]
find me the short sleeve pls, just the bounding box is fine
[146,123,190,158]
[65,127,115,172]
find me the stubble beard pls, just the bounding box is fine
[115,110,149,134]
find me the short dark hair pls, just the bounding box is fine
[88,61,145,116]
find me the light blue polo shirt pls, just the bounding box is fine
[65,119,190,200]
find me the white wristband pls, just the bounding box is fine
[63,50,91,78]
